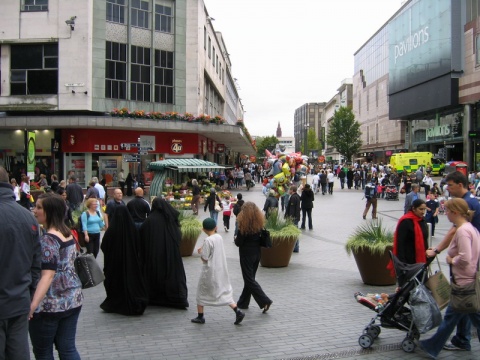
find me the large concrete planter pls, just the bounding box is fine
[352,245,396,286]
[179,235,200,257]
[260,236,298,268]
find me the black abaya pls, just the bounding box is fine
[100,206,148,315]
[139,198,189,309]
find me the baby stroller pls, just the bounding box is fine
[354,253,429,353]
[384,185,399,201]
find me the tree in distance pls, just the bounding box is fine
[256,135,279,160]
[327,106,362,163]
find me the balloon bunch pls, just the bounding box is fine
[262,149,309,197]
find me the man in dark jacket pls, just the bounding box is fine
[285,185,301,252]
[233,193,244,237]
[66,175,84,211]
[127,187,151,230]
[0,166,41,359]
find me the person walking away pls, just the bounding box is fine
[244,170,253,191]
[222,195,233,232]
[204,188,221,224]
[263,190,279,219]
[29,193,83,359]
[338,169,346,189]
[100,206,148,315]
[425,193,439,237]
[233,193,244,237]
[139,198,189,309]
[419,198,480,358]
[118,169,126,195]
[425,171,480,351]
[105,188,126,229]
[93,177,106,206]
[362,179,378,220]
[300,184,314,230]
[81,198,105,258]
[127,187,151,230]
[235,203,273,313]
[191,218,245,325]
[50,174,59,192]
[85,179,100,200]
[125,173,134,196]
[404,183,420,214]
[346,167,354,189]
[57,188,74,228]
[0,166,41,360]
[285,185,301,252]
[327,169,335,194]
[311,171,319,194]
[191,179,201,215]
[66,175,84,211]
[319,170,327,195]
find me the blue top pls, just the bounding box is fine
[462,192,480,231]
[81,211,105,234]
[36,233,83,314]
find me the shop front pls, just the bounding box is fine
[61,129,209,188]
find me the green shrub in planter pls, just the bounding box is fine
[264,208,301,243]
[179,211,202,256]
[345,219,394,256]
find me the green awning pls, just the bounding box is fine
[148,159,225,172]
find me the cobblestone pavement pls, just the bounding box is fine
[31,177,480,359]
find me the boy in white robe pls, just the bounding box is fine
[191,218,245,325]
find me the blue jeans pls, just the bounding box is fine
[420,305,480,357]
[209,210,218,224]
[29,307,82,360]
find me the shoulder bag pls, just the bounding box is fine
[425,256,450,310]
[450,261,480,313]
[259,228,272,248]
[214,200,222,212]
[73,237,104,289]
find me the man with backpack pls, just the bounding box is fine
[362,178,378,220]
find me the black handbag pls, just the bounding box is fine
[259,228,272,248]
[74,250,104,289]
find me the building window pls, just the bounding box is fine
[216,55,218,73]
[131,0,149,29]
[204,27,207,50]
[131,45,151,102]
[21,0,48,11]
[212,47,215,66]
[10,44,58,95]
[105,41,127,99]
[154,49,174,104]
[208,37,211,58]
[155,4,173,33]
[476,34,480,66]
[106,0,126,24]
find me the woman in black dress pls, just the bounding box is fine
[235,202,272,312]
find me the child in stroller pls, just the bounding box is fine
[354,253,431,353]
[384,184,399,200]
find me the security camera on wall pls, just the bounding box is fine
[65,16,77,30]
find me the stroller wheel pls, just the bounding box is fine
[358,334,374,349]
[401,337,416,353]
[367,325,381,339]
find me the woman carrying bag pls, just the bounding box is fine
[419,198,480,358]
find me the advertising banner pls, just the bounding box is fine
[27,131,36,180]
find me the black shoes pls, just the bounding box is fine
[191,317,205,324]
[263,301,273,314]
[234,311,245,325]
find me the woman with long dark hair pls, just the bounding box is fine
[387,199,428,275]
[235,202,272,313]
[29,193,83,359]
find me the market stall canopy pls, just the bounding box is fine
[148,159,228,173]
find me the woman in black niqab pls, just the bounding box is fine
[139,197,189,309]
[100,205,148,315]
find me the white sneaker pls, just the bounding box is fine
[224,226,228,232]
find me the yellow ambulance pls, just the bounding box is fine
[389,152,445,175]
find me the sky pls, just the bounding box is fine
[203,0,405,137]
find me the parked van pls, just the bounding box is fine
[389,152,445,175]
